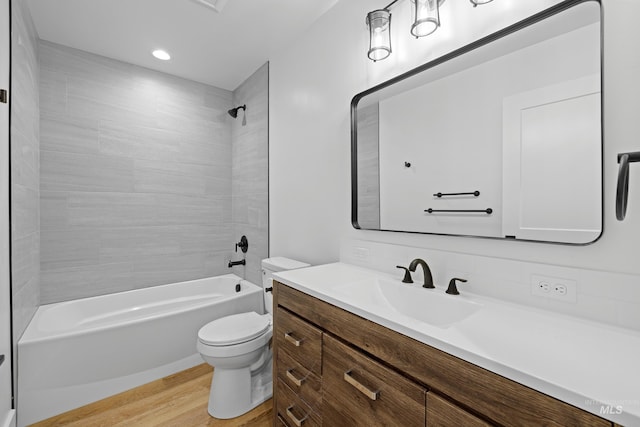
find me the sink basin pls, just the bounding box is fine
[332,278,482,328]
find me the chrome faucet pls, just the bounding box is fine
[408,258,435,289]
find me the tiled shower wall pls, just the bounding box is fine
[38,41,238,303]
[230,64,269,286]
[11,0,40,341]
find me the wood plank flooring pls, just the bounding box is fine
[31,364,273,427]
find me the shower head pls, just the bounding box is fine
[227,104,246,119]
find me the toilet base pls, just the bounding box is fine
[208,357,273,419]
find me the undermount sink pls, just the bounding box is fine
[332,278,482,328]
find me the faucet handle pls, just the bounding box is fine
[446,278,467,295]
[396,266,413,283]
[235,235,249,253]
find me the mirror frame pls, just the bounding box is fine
[351,0,603,245]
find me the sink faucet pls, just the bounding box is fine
[408,258,435,289]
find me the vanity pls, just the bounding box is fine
[271,263,639,427]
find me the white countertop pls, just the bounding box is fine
[274,262,640,426]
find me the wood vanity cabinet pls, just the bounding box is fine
[274,306,323,426]
[323,334,426,426]
[273,282,613,427]
[427,392,491,426]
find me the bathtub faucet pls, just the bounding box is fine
[236,235,248,253]
[228,259,246,268]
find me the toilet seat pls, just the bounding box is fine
[198,312,271,346]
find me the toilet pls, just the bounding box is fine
[197,257,310,419]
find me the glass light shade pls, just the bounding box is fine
[367,9,392,61]
[470,0,494,5]
[410,0,440,37]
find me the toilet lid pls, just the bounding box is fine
[198,312,271,346]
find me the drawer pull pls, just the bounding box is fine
[286,368,305,387]
[284,332,303,347]
[344,370,380,401]
[286,405,308,426]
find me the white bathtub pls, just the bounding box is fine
[17,274,263,426]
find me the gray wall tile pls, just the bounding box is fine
[36,43,268,303]
[40,150,135,193]
[41,115,100,154]
[40,228,100,271]
[39,42,238,303]
[230,63,269,286]
[356,103,380,229]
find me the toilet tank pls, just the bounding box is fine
[261,257,310,314]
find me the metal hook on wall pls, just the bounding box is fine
[616,151,640,221]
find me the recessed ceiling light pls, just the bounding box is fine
[152,49,171,61]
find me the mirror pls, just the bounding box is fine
[352,0,602,244]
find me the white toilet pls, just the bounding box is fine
[197,257,310,419]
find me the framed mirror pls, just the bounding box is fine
[351,0,602,244]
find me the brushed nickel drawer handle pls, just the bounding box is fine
[286,405,308,426]
[286,368,305,387]
[343,370,380,401]
[284,332,303,347]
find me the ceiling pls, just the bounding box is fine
[26,0,339,91]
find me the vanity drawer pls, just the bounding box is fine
[276,379,321,427]
[275,307,322,375]
[277,348,322,412]
[323,334,426,427]
[427,392,492,427]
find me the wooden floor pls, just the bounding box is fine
[31,364,273,427]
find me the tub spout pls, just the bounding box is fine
[228,259,246,268]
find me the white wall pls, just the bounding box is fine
[270,0,365,265]
[270,0,640,317]
[1,0,15,423]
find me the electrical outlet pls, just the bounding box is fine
[554,284,567,295]
[531,276,551,296]
[538,281,550,293]
[531,275,577,303]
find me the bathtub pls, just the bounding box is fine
[17,274,263,426]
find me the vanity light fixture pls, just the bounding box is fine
[410,0,440,38]
[366,0,494,61]
[152,49,171,61]
[367,9,393,61]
